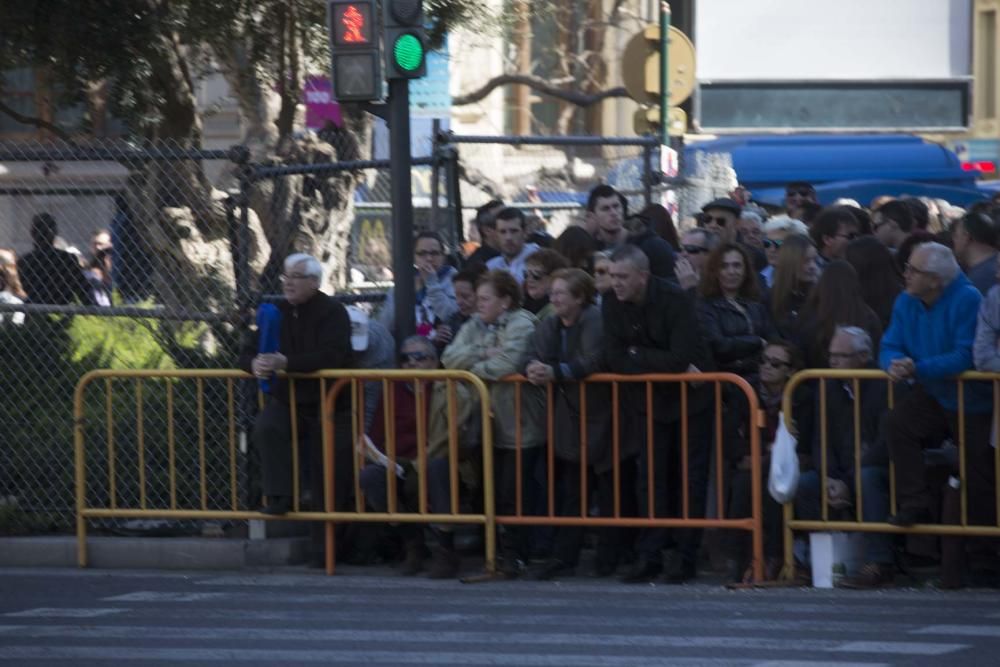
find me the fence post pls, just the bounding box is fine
[431,119,441,232]
[441,135,464,246]
[642,142,654,207]
[230,145,253,316]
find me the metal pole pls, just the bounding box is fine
[660,2,671,149]
[642,143,653,206]
[235,149,252,317]
[430,119,441,232]
[389,78,416,341]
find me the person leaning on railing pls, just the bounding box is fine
[239,253,355,521]
[602,244,715,584]
[439,269,544,578]
[879,242,995,532]
[521,268,609,581]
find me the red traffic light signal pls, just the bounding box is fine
[330,1,373,47]
[327,0,381,101]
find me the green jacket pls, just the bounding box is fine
[439,308,544,450]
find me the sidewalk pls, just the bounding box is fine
[0,535,310,569]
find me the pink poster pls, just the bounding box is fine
[304,76,343,130]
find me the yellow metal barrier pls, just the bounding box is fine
[496,372,768,584]
[72,369,495,574]
[780,369,1000,581]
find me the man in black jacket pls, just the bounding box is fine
[240,253,354,516]
[18,213,93,305]
[603,244,714,583]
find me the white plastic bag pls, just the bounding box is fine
[768,412,800,504]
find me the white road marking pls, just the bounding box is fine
[2,608,125,618]
[0,625,968,655]
[911,624,1000,637]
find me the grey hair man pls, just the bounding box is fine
[880,242,995,532]
[239,252,355,523]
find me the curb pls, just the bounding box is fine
[0,536,311,570]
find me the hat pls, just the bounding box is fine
[346,306,369,352]
[701,197,742,216]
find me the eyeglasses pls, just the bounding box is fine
[525,269,547,281]
[415,250,442,258]
[760,355,791,369]
[401,351,432,363]
[763,238,783,249]
[707,216,729,226]
[682,245,709,255]
[903,262,933,276]
[279,273,314,282]
[786,188,813,197]
[836,232,859,241]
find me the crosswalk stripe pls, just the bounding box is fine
[0,624,968,655]
[2,608,125,618]
[0,645,892,666]
[911,624,1000,637]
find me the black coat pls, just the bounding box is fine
[529,305,614,470]
[697,297,778,377]
[628,230,677,281]
[807,374,890,494]
[18,247,93,305]
[602,276,714,425]
[239,292,354,407]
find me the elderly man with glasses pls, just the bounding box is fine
[880,243,995,539]
[240,253,354,521]
[795,326,894,588]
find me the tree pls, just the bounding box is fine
[0,0,485,315]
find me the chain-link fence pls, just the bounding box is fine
[0,131,664,535]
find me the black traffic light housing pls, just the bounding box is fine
[383,0,427,79]
[328,0,382,101]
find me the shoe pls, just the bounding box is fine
[426,546,460,579]
[591,561,617,578]
[529,558,575,581]
[838,562,894,589]
[497,550,527,579]
[259,496,292,515]
[621,559,662,583]
[663,557,696,584]
[399,540,427,576]
[724,559,745,585]
[887,506,930,527]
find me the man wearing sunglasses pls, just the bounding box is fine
[674,228,718,292]
[700,198,741,244]
[784,181,817,220]
[810,207,860,273]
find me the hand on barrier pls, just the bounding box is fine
[887,357,915,382]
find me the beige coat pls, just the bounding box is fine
[434,308,545,453]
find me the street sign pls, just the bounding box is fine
[621,24,696,107]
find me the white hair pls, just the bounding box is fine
[763,215,808,236]
[739,210,765,226]
[915,242,959,283]
[834,325,873,357]
[284,253,323,281]
[833,198,861,208]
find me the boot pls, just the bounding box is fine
[427,531,460,579]
[400,538,427,576]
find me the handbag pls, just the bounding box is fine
[767,411,800,504]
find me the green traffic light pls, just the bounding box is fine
[393,33,424,71]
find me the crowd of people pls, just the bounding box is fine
[241,182,1000,587]
[0,213,113,318]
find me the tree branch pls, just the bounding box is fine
[452,73,628,108]
[0,97,73,141]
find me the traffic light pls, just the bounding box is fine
[328,0,381,101]
[383,0,427,79]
